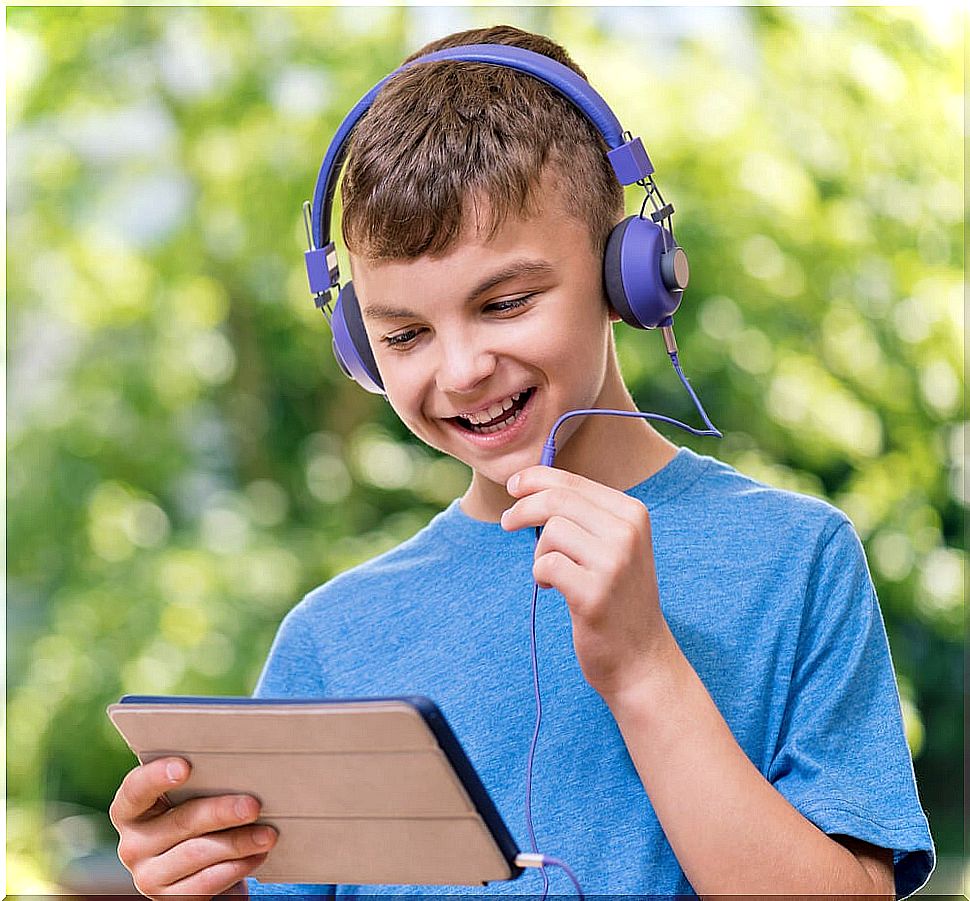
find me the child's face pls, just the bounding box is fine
[350,185,619,504]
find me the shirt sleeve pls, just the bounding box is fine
[251,597,329,699]
[246,598,336,900]
[767,519,935,898]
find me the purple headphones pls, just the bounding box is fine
[303,44,690,395]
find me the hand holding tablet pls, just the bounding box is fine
[108,752,276,899]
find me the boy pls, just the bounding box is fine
[109,25,934,899]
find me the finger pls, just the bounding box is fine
[140,824,277,895]
[510,466,648,527]
[534,514,598,570]
[502,487,623,536]
[144,793,263,858]
[145,849,270,900]
[533,549,595,600]
[164,852,269,900]
[110,758,190,829]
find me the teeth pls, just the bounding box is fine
[476,411,520,434]
[462,390,526,425]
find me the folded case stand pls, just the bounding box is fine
[107,696,523,886]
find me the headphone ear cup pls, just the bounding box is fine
[604,217,642,328]
[330,281,385,395]
[603,215,685,330]
[331,336,354,380]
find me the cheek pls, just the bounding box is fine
[553,308,611,362]
[382,365,450,440]
[378,367,423,420]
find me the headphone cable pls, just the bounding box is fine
[522,336,720,898]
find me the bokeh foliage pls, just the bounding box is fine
[6,5,964,892]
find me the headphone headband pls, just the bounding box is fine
[304,41,689,398]
[306,43,655,294]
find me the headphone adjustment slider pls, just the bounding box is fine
[305,242,340,296]
[323,242,340,283]
[303,198,341,300]
[649,202,674,225]
[607,135,654,186]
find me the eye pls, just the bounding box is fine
[382,327,423,349]
[487,293,536,313]
[379,294,536,351]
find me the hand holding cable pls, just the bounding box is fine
[501,464,676,700]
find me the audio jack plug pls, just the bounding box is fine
[516,853,585,901]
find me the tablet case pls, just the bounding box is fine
[107,696,522,886]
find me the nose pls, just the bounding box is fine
[434,334,497,396]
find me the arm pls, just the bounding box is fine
[502,467,896,897]
[606,629,894,896]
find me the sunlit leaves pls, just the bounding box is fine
[6,5,964,887]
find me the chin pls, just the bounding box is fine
[481,450,541,486]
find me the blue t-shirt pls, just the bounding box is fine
[246,447,934,898]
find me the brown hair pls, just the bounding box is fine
[340,25,625,262]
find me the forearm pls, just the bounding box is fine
[606,629,886,897]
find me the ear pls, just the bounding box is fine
[603,290,622,324]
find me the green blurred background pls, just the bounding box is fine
[6,5,965,895]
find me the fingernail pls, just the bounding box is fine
[235,797,252,819]
[507,474,520,493]
[166,761,185,783]
[254,826,276,846]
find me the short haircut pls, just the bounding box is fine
[340,25,625,263]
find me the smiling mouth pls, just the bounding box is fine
[450,387,536,433]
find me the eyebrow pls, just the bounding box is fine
[362,259,556,322]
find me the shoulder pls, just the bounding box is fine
[686,457,880,631]
[681,449,853,548]
[298,501,465,621]
[254,503,470,695]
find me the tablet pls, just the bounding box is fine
[107,695,523,886]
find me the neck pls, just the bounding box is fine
[548,365,679,494]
